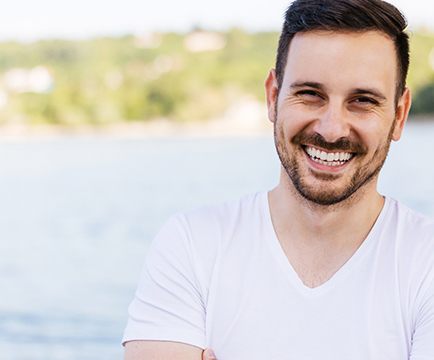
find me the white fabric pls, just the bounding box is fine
[123,192,434,360]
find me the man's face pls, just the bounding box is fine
[266,30,410,206]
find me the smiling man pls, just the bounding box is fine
[123,1,434,359]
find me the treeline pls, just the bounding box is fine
[0,28,433,126]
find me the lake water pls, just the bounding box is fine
[1,122,433,359]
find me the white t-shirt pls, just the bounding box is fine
[123,192,434,360]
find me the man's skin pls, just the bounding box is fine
[123,341,215,359]
[124,29,411,360]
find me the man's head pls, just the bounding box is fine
[266,0,412,207]
[276,0,409,104]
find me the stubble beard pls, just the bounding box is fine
[273,116,396,207]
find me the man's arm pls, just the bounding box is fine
[124,341,217,360]
[410,280,434,359]
[123,216,207,350]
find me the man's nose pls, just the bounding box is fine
[313,102,350,143]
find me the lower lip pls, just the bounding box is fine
[304,149,352,173]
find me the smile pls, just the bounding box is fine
[304,146,354,167]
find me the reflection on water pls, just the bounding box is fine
[0,121,432,359]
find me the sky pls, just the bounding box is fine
[0,0,433,41]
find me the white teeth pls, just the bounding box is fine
[320,151,328,161]
[305,146,353,165]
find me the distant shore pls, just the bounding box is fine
[0,99,274,140]
[0,118,272,141]
[0,115,432,142]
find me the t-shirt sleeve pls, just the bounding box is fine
[122,215,206,349]
[410,275,434,359]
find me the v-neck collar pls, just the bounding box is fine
[262,191,391,297]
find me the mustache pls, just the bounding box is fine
[292,132,367,154]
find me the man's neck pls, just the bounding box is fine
[268,176,385,287]
[269,175,384,246]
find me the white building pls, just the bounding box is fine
[3,66,54,94]
[135,32,162,49]
[184,31,226,52]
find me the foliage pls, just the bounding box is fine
[411,83,434,115]
[0,28,433,125]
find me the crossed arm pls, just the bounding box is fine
[124,341,216,360]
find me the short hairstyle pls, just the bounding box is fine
[276,0,410,101]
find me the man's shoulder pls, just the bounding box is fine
[385,199,434,315]
[173,191,266,229]
[386,198,434,270]
[152,192,266,278]
[162,191,266,256]
[389,198,434,240]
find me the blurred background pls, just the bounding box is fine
[0,1,433,359]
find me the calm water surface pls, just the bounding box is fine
[0,122,433,359]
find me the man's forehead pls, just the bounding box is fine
[283,30,398,95]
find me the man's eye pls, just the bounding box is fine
[297,90,322,99]
[354,96,378,105]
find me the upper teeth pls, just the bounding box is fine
[305,146,353,162]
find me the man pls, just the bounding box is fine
[123,0,434,359]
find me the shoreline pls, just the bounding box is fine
[0,115,432,142]
[0,120,272,142]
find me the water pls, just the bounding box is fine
[0,122,433,359]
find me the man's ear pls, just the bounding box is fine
[392,87,412,141]
[265,69,279,123]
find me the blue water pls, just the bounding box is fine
[0,122,433,359]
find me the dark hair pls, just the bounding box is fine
[276,0,410,101]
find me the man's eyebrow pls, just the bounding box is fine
[351,88,387,101]
[290,81,325,91]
